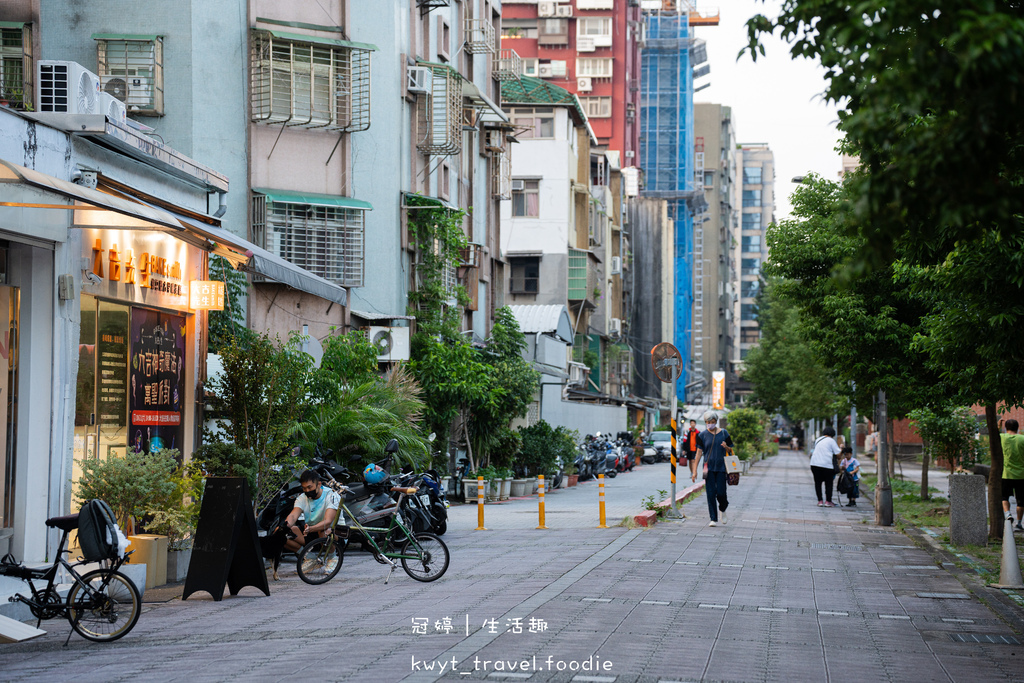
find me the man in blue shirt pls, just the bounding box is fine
[695,411,734,527]
[283,470,341,553]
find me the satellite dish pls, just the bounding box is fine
[650,342,682,383]
[103,77,128,102]
[373,329,394,357]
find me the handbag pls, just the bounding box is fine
[727,472,740,486]
[724,455,741,474]
[832,454,842,475]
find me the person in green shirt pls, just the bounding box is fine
[1000,419,1024,533]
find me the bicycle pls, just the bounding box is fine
[0,512,141,644]
[295,481,449,586]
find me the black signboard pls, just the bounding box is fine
[129,308,185,454]
[182,477,270,601]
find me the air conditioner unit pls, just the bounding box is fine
[100,92,127,124]
[37,61,101,115]
[484,128,505,153]
[407,66,431,95]
[625,150,635,159]
[367,326,411,362]
[511,179,525,191]
[577,36,595,52]
[577,77,593,92]
[555,4,574,17]
[610,256,621,275]
[609,318,622,337]
[538,2,556,16]
[101,75,128,103]
[538,64,554,78]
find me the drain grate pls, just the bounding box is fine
[949,633,1020,644]
[808,542,865,551]
[917,592,970,599]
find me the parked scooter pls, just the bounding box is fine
[575,441,593,481]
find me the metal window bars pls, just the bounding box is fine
[250,31,371,132]
[254,199,365,287]
[490,150,511,200]
[416,64,462,156]
[97,38,163,114]
[464,18,496,55]
[493,48,522,81]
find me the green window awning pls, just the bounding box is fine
[0,21,27,29]
[91,33,161,41]
[255,29,377,52]
[254,188,373,211]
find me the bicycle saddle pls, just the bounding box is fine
[45,513,80,531]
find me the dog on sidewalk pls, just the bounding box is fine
[259,526,289,581]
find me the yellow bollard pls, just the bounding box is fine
[475,475,487,530]
[598,473,608,528]
[537,475,547,529]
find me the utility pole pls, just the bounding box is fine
[850,381,857,460]
[876,390,893,525]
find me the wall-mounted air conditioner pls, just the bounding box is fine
[100,92,127,124]
[577,77,593,92]
[407,66,431,95]
[37,61,101,115]
[538,64,554,78]
[577,36,596,52]
[512,179,525,191]
[609,318,622,337]
[367,326,411,362]
[538,2,556,17]
[101,75,128,104]
[610,256,621,275]
[555,4,574,17]
[485,128,505,153]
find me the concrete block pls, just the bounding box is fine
[633,511,658,527]
[949,472,988,546]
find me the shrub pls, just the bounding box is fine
[75,449,180,532]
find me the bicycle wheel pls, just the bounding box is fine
[400,532,450,582]
[66,569,141,642]
[297,537,344,585]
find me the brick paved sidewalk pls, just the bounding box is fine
[2,450,1021,682]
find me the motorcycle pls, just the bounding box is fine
[575,441,592,481]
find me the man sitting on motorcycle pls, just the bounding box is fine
[282,470,342,553]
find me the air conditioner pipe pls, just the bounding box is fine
[212,191,228,218]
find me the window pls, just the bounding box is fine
[741,327,760,344]
[538,60,566,78]
[250,31,372,132]
[741,235,761,253]
[512,179,539,216]
[578,17,613,47]
[576,58,613,78]
[741,303,758,321]
[741,258,761,276]
[742,212,761,230]
[438,18,451,60]
[255,196,366,287]
[440,162,451,200]
[513,112,554,138]
[539,18,568,45]
[741,280,760,298]
[743,165,762,184]
[95,35,164,115]
[502,21,538,40]
[703,170,715,187]
[742,189,761,207]
[568,248,588,300]
[521,58,538,76]
[579,96,611,119]
[0,25,30,109]
[509,257,540,294]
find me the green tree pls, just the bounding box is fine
[726,407,769,461]
[305,328,381,407]
[207,255,250,354]
[908,405,983,499]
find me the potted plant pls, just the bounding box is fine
[565,457,579,487]
[498,467,514,500]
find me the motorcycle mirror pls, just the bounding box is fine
[428,432,436,442]
[348,453,363,463]
[385,438,399,454]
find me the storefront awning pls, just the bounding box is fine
[253,188,373,211]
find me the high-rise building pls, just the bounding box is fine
[731,142,774,402]
[693,103,737,404]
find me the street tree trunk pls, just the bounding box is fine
[985,404,1004,540]
[921,440,930,500]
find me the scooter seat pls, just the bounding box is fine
[391,486,418,495]
[45,513,80,531]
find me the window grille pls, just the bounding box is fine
[416,64,462,155]
[464,18,496,55]
[567,248,588,300]
[493,48,522,81]
[491,151,511,200]
[253,195,365,287]
[96,37,163,115]
[576,58,613,78]
[250,30,371,132]
[0,26,30,109]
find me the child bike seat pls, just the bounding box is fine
[45,513,80,531]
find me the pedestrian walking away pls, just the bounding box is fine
[684,419,701,482]
[809,426,841,507]
[838,446,860,507]
[694,411,734,526]
[1000,418,1024,532]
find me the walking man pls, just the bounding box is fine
[1001,419,1024,532]
[695,411,734,527]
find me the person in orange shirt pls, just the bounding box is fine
[684,419,701,481]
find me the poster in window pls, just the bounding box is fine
[129,308,185,455]
[96,302,129,431]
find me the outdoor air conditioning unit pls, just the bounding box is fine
[407,66,431,95]
[625,150,635,159]
[367,326,411,362]
[555,4,574,17]
[610,255,621,275]
[577,36,596,52]
[484,128,505,153]
[101,75,129,103]
[609,318,622,337]
[37,61,101,114]
[511,179,525,191]
[577,77,593,92]
[538,64,554,78]
[100,92,127,124]
[538,2,556,16]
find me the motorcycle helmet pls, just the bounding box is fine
[363,464,387,485]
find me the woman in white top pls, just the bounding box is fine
[809,426,842,507]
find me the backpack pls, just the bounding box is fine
[78,499,121,561]
[836,470,853,495]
